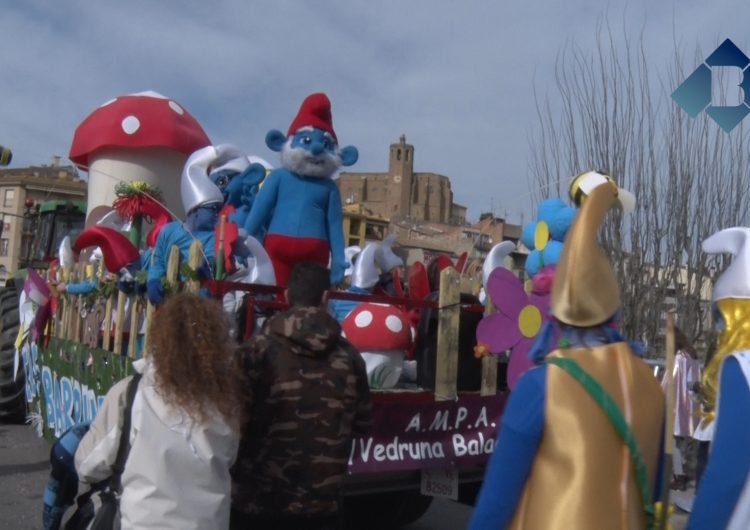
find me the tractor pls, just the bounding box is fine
[0,199,86,421]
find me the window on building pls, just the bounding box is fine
[0,239,8,257]
[3,189,14,208]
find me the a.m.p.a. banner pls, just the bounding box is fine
[23,338,132,441]
[348,393,507,473]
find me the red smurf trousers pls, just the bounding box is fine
[264,234,330,287]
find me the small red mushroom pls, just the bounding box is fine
[342,303,413,389]
[69,91,211,219]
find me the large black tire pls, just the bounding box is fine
[343,490,433,529]
[0,286,25,422]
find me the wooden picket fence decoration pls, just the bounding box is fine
[48,241,485,402]
[54,243,185,359]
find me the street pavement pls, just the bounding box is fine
[0,423,50,530]
[0,422,691,530]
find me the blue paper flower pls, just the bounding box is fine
[521,198,576,277]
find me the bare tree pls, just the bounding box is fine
[529,22,750,355]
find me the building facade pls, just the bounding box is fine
[337,135,460,224]
[0,159,86,277]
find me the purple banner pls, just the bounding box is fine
[348,393,507,473]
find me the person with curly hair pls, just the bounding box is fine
[75,293,245,529]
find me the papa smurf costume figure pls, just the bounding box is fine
[470,184,664,530]
[243,93,358,287]
[146,151,225,305]
[688,227,750,530]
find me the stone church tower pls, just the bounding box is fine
[336,135,458,224]
[387,134,414,218]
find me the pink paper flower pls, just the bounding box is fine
[476,267,550,389]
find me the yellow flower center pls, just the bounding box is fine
[534,221,549,251]
[518,305,542,338]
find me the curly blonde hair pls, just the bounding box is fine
[149,293,245,427]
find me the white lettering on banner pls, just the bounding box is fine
[405,413,421,432]
[429,410,450,431]
[474,406,489,429]
[347,400,503,471]
[350,436,447,464]
[452,432,495,457]
[454,407,468,429]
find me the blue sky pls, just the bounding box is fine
[2,1,748,222]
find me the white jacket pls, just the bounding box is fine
[75,359,239,530]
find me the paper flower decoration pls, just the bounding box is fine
[476,267,550,389]
[521,198,576,277]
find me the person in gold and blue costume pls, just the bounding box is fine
[688,228,750,529]
[470,181,664,530]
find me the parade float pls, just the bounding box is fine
[0,91,564,528]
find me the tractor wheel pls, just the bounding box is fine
[0,286,25,422]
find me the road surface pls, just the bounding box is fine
[0,423,689,530]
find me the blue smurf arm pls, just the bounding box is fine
[65,280,98,295]
[688,357,750,529]
[243,170,281,239]
[469,366,546,529]
[327,182,346,284]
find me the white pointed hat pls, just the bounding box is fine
[59,236,75,270]
[241,235,276,286]
[375,234,404,273]
[344,245,362,277]
[181,146,225,213]
[703,227,750,301]
[208,144,252,175]
[351,243,380,289]
[482,241,516,287]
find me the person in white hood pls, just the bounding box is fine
[75,294,245,530]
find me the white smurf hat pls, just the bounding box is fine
[181,146,225,213]
[351,243,380,289]
[344,245,362,277]
[703,227,750,301]
[482,241,516,287]
[375,234,404,273]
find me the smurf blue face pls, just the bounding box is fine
[187,202,221,232]
[290,128,337,156]
[210,169,239,196]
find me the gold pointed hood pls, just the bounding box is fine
[551,184,620,327]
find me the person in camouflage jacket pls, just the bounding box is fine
[231,262,372,530]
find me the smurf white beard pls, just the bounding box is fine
[281,140,342,178]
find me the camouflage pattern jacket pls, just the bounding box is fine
[232,306,372,517]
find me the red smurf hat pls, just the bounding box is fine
[287,93,337,142]
[74,226,140,273]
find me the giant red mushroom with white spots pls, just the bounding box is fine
[69,91,211,220]
[342,303,413,389]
